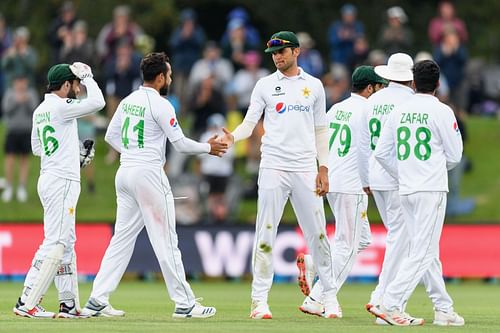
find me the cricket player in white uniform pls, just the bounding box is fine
[369,60,464,326]
[297,66,387,318]
[81,52,224,319]
[220,31,336,319]
[361,54,458,325]
[13,62,105,318]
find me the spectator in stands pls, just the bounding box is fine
[1,74,39,203]
[324,64,350,109]
[188,41,234,97]
[169,8,206,115]
[428,0,468,46]
[221,18,257,71]
[103,40,142,163]
[0,13,12,114]
[327,3,364,69]
[221,7,260,48]
[230,51,269,113]
[96,5,143,64]
[367,49,387,67]
[47,1,77,64]
[198,114,235,223]
[189,73,227,137]
[59,20,94,66]
[1,26,38,89]
[297,32,324,79]
[351,35,369,70]
[433,28,467,109]
[378,6,413,55]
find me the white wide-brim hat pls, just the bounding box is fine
[375,53,414,81]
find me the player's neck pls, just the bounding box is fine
[279,64,300,77]
[143,82,159,93]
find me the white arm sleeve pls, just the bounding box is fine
[104,107,122,153]
[232,119,257,143]
[62,78,106,121]
[171,136,210,154]
[440,107,463,170]
[31,123,41,156]
[374,114,398,179]
[358,107,371,187]
[315,126,329,167]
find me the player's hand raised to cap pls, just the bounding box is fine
[70,62,93,80]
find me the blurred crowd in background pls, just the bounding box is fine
[1,1,498,223]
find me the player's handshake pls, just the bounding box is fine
[207,134,228,157]
[70,62,93,80]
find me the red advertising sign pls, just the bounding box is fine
[0,224,111,275]
[0,224,499,278]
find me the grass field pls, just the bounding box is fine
[0,116,499,222]
[0,281,499,332]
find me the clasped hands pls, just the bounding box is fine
[207,128,234,157]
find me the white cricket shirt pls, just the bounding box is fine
[105,86,186,168]
[359,82,414,190]
[327,93,367,194]
[31,77,105,181]
[374,93,463,195]
[244,68,327,172]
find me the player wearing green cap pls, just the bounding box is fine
[296,66,387,318]
[13,62,105,319]
[220,31,338,319]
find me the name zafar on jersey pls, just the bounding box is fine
[400,112,429,125]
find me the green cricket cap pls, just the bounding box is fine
[264,31,300,53]
[352,65,388,86]
[47,64,78,86]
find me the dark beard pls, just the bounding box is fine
[159,83,169,96]
[67,87,77,99]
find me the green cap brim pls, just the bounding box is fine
[264,44,298,53]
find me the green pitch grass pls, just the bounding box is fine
[0,280,499,332]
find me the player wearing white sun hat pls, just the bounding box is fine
[368,59,464,327]
[296,66,387,319]
[361,53,461,326]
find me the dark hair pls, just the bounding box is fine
[140,52,169,82]
[352,83,371,93]
[46,79,78,93]
[413,60,440,93]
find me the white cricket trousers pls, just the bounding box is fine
[22,174,80,303]
[251,168,336,302]
[309,193,368,301]
[90,166,196,308]
[382,192,454,312]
